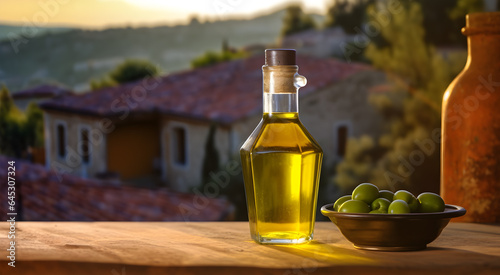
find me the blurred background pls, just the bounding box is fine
[0,0,498,221]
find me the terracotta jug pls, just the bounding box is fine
[441,12,500,223]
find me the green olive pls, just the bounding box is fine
[338,200,371,213]
[417,192,445,213]
[388,199,411,214]
[334,195,352,211]
[352,183,379,205]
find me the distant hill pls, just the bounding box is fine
[0,11,324,92]
[0,23,73,41]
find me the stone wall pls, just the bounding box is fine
[44,111,108,179]
[160,117,231,192]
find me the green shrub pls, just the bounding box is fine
[281,5,316,36]
[0,85,44,158]
[191,50,246,69]
[90,59,159,90]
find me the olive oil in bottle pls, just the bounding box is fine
[240,49,323,244]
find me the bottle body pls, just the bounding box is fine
[240,113,322,244]
[441,12,500,223]
[240,50,323,244]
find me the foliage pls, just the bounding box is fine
[281,5,316,36]
[333,2,466,195]
[325,0,486,45]
[189,16,201,25]
[0,86,15,156]
[90,77,116,90]
[201,124,220,187]
[0,85,14,115]
[324,0,373,34]
[335,135,383,192]
[109,59,159,83]
[0,85,44,158]
[199,125,248,220]
[222,162,248,221]
[420,0,487,46]
[449,0,484,20]
[191,47,247,69]
[91,59,159,90]
[24,102,45,148]
[334,41,370,63]
[365,3,452,102]
[0,85,22,157]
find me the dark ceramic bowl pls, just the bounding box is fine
[321,203,466,251]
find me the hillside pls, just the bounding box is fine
[0,11,323,92]
[0,23,73,40]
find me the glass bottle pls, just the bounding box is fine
[240,49,323,244]
[441,12,500,223]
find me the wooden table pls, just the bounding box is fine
[1,222,499,274]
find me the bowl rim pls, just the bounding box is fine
[321,203,466,220]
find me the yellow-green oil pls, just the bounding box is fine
[240,113,323,244]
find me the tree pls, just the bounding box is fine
[0,85,26,157]
[450,0,484,19]
[0,85,12,154]
[90,59,159,90]
[448,0,485,45]
[189,15,201,25]
[281,5,316,36]
[191,41,246,69]
[0,85,13,115]
[333,2,465,195]
[326,0,485,45]
[0,85,45,158]
[201,124,220,187]
[24,102,44,148]
[109,59,159,84]
[325,0,373,34]
[419,0,487,46]
[90,77,115,90]
[418,0,461,46]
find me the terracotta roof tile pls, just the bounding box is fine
[0,156,234,221]
[13,84,73,99]
[40,55,370,124]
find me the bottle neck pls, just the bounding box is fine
[463,12,500,70]
[262,65,305,114]
[263,93,298,113]
[466,34,500,70]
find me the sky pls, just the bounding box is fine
[0,0,329,28]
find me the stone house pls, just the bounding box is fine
[40,54,388,193]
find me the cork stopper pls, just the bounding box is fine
[265,49,296,66]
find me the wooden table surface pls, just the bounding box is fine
[1,222,500,275]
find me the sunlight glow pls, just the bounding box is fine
[1,0,328,28]
[124,0,177,9]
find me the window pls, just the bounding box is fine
[56,124,66,158]
[336,125,348,158]
[80,128,90,164]
[172,127,187,165]
[334,122,351,159]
